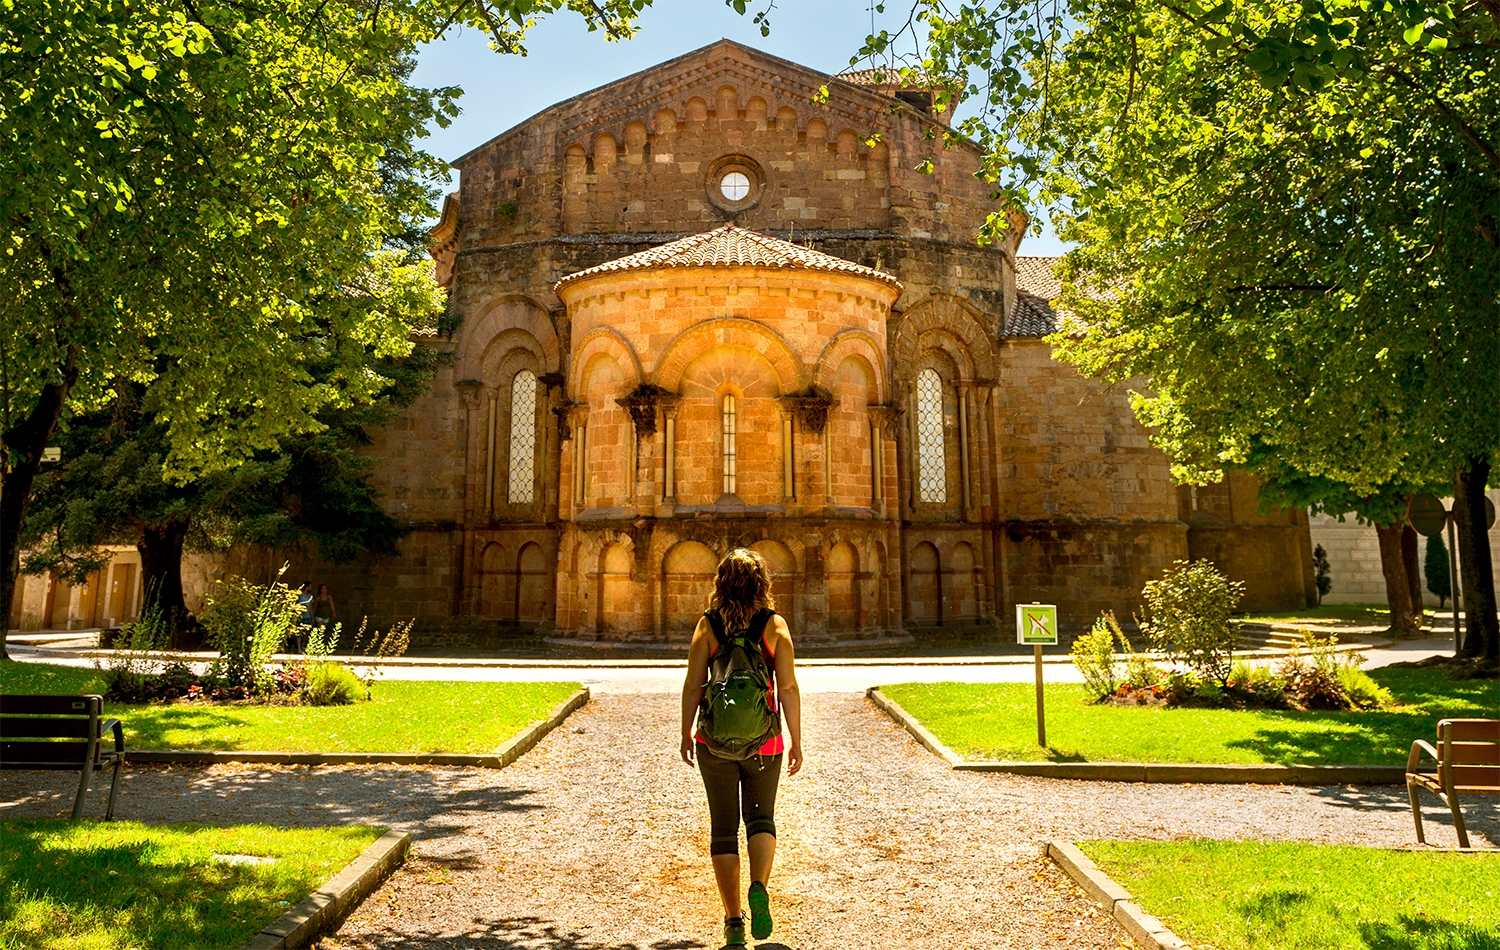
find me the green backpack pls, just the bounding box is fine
[699,607,780,760]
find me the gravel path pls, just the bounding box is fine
[3,692,1491,949]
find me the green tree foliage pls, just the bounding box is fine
[20,346,441,633]
[0,0,661,656]
[1425,532,1452,607]
[865,0,1499,659]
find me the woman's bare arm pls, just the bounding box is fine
[771,615,802,775]
[680,616,714,764]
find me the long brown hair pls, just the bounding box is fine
[708,548,776,631]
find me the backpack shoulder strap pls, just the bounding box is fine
[749,608,775,640]
[704,609,728,651]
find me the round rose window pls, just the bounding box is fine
[719,171,751,201]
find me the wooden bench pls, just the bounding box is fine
[0,694,125,820]
[1407,718,1500,849]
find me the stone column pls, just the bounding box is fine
[484,391,498,519]
[454,379,485,616]
[662,402,681,508]
[780,409,795,503]
[867,405,903,520]
[555,403,589,520]
[538,373,566,523]
[616,390,678,516]
[957,382,972,520]
[778,391,835,516]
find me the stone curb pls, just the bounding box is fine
[866,688,1406,786]
[127,686,590,770]
[1046,841,1190,950]
[240,828,409,950]
[864,687,964,766]
[13,641,1390,669]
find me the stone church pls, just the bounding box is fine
[309,40,1315,647]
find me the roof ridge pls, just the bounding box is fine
[554,224,902,292]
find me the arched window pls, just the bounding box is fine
[722,394,738,496]
[915,369,946,503]
[508,370,537,504]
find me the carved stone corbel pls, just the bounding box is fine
[555,403,589,441]
[866,404,904,438]
[777,387,837,435]
[614,384,680,440]
[454,379,485,411]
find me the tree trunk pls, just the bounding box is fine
[1454,489,1479,655]
[1402,524,1426,630]
[0,356,79,662]
[1455,457,1498,662]
[1376,522,1421,636]
[137,519,189,645]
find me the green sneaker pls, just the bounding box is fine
[747,881,772,940]
[723,915,747,947]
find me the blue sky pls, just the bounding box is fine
[412,0,1068,255]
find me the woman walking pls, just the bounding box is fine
[680,548,802,946]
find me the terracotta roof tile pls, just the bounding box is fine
[834,67,946,88]
[1007,256,1064,338]
[553,224,903,292]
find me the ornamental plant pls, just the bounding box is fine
[1071,610,1131,701]
[202,567,303,694]
[1141,560,1245,686]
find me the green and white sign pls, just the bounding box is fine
[1016,604,1058,645]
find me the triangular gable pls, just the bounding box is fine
[453,39,973,168]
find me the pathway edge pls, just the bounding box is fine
[240,827,410,950]
[127,686,590,769]
[867,687,1405,785]
[865,687,964,766]
[1046,841,1190,950]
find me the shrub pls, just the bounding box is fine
[1071,611,1127,700]
[1227,658,1286,706]
[1125,652,1163,689]
[1336,662,1394,710]
[1142,559,1245,686]
[1313,544,1333,605]
[101,590,172,701]
[303,662,366,706]
[203,566,303,694]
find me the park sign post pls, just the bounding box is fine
[1016,604,1058,747]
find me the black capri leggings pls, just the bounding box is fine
[697,746,782,856]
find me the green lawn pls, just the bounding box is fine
[1237,605,1392,626]
[0,819,382,950]
[880,668,1498,764]
[0,660,580,754]
[1081,840,1500,950]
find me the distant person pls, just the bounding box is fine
[311,584,336,639]
[680,548,803,946]
[293,583,315,653]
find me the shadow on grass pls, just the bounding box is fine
[335,916,709,949]
[1221,714,1421,766]
[0,830,322,949]
[1221,668,1497,767]
[119,705,258,751]
[1358,916,1500,950]
[1237,887,1312,924]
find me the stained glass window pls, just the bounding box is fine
[508,370,537,504]
[916,369,946,503]
[722,394,738,495]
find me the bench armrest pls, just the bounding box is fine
[101,718,125,757]
[1408,738,1439,774]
